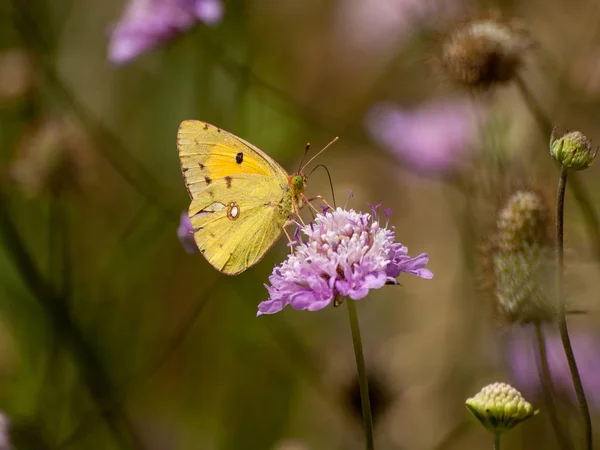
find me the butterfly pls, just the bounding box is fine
[177,120,335,275]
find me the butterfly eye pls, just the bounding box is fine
[292,175,304,188]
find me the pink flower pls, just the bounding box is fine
[507,326,600,410]
[108,0,223,64]
[177,212,199,254]
[258,207,432,316]
[366,99,481,173]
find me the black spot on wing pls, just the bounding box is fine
[203,123,209,130]
[225,176,232,188]
[205,176,212,185]
[198,163,205,169]
[236,152,243,164]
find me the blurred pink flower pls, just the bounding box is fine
[0,412,10,450]
[108,0,223,64]
[507,326,600,410]
[177,212,199,254]
[333,0,461,55]
[365,99,481,173]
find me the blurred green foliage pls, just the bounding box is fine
[1,0,600,449]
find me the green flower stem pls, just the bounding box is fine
[556,166,593,450]
[533,322,573,450]
[346,299,375,450]
[493,431,501,450]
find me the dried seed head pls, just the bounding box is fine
[497,191,551,252]
[466,382,538,433]
[8,117,94,196]
[484,190,555,323]
[0,49,36,104]
[550,129,598,171]
[440,17,530,89]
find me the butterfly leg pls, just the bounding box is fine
[292,198,306,226]
[282,221,297,254]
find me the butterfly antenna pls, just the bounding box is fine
[297,143,311,174]
[300,137,339,173]
[307,164,337,208]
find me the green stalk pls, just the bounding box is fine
[493,431,501,450]
[514,74,600,262]
[555,166,592,450]
[346,300,374,450]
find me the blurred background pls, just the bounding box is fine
[1,0,600,448]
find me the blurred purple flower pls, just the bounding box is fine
[507,326,600,409]
[177,212,199,254]
[333,0,462,55]
[257,207,433,316]
[366,99,481,173]
[108,0,223,64]
[0,411,9,450]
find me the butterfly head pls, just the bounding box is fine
[288,174,308,197]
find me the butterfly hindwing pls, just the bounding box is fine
[177,120,292,275]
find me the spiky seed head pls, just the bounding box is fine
[550,129,597,170]
[486,190,555,323]
[497,191,551,252]
[440,17,530,89]
[466,382,538,433]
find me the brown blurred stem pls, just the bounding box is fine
[555,166,592,450]
[514,74,600,262]
[346,300,374,450]
[533,322,573,450]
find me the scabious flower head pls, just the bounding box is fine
[366,99,481,174]
[257,207,433,316]
[466,382,538,433]
[177,211,199,254]
[549,129,597,171]
[439,16,530,89]
[108,0,223,64]
[482,190,555,324]
[507,326,600,410]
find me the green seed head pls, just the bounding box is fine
[550,130,597,170]
[466,382,538,433]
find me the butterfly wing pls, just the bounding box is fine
[178,120,291,275]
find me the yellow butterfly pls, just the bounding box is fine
[177,120,334,275]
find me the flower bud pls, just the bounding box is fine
[550,129,597,170]
[466,382,538,433]
[440,17,530,89]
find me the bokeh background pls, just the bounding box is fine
[1,0,600,449]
